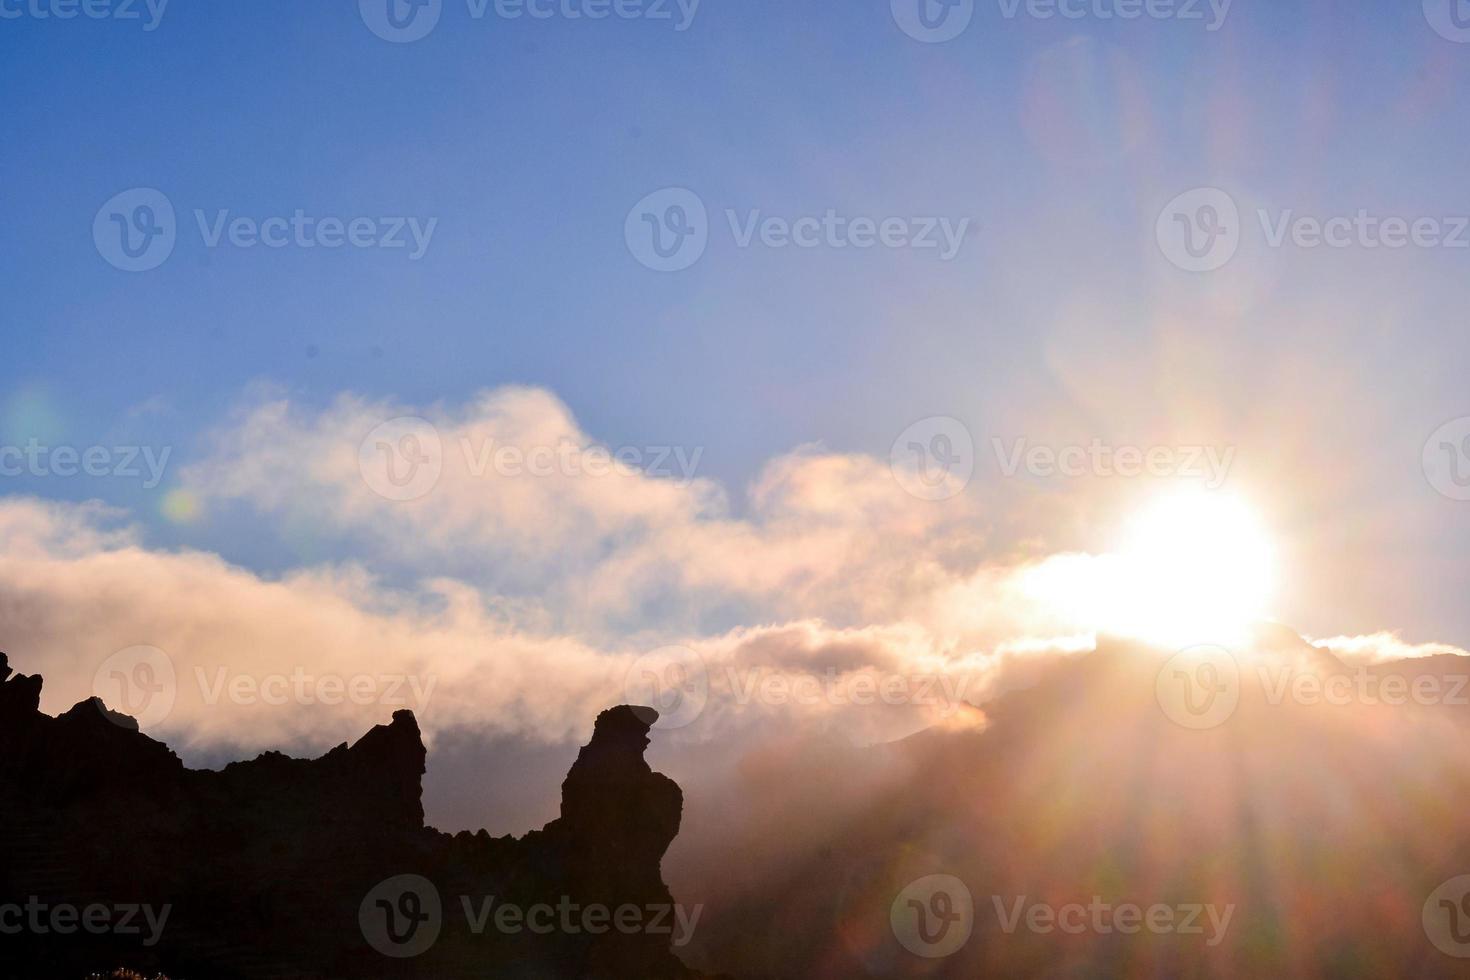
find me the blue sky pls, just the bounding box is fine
[4,0,1470,658]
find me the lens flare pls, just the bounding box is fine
[1020,487,1277,649]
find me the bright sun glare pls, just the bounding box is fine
[1025,487,1278,649]
[1108,487,1277,647]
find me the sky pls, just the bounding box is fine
[3,0,1470,814]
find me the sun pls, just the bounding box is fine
[1104,486,1278,647]
[1017,486,1279,649]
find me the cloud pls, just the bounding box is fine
[0,431,1076,769]
[0,496,137,557]
[179,387,998,638]
[1312,631,1470,664]
[4,384,1465,832]
[0,487,1070,769]
[0,499,619,754]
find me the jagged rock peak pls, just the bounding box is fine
[0,651,43,715]
[64,695,142,731]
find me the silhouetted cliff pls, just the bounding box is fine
[0,653,701,979]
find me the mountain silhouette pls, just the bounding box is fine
[12,628,1470,978]
[668,626,1470,978]
[0,653,706,979]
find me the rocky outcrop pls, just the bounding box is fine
[0,652,698,979]
[556,706,684,887]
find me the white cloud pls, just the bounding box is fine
[180,387,996,638]
[1313,631,1469,665]
[2,385,1461,779]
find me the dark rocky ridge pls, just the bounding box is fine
[0,652,703,979]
